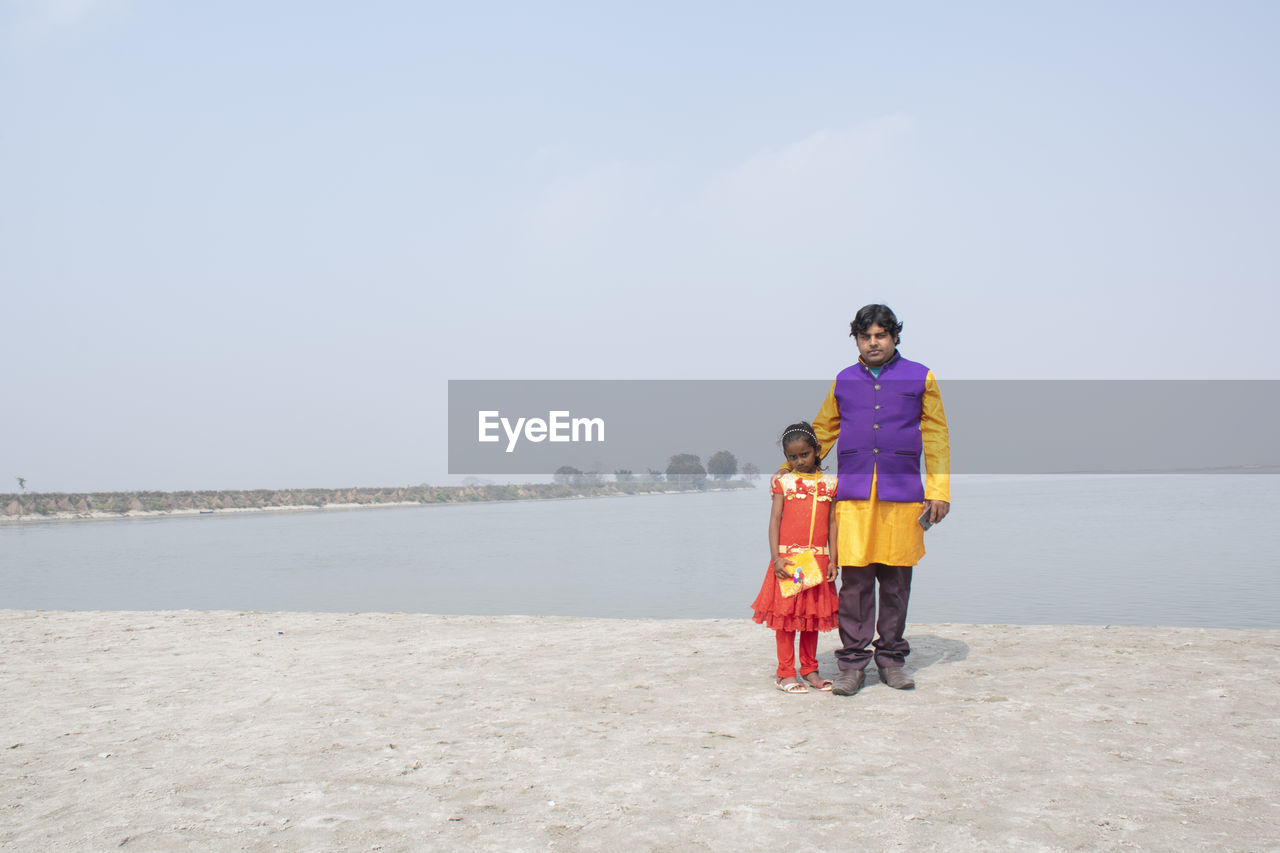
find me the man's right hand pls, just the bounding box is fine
[924,499,951,524]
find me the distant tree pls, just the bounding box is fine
[575,470,602,485]
[16,477,26,492]
[553,466,582,485]
[706,451,738,480]
[741,462,761,480]
[614,469,635,482]
[665,453,706,488]
[646,468,665,482]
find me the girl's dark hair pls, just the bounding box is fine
[780,421,821,460]
[849,303,903,343]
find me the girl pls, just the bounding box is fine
[751,421,840,693]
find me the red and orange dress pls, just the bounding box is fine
[751,470,840,679]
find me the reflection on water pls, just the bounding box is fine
[2,476,1277,628]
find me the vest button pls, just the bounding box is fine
[875,405,881,410]
[873,424,880,430]
[873,448,880,454]
[874,384,881,390]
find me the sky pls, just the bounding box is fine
[2,1,1278,492]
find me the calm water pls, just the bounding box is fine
[2,476,1278,628]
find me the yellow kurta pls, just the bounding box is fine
[809,370,950,568]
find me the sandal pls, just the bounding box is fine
[802,672,834,691]
[776,677,809,694]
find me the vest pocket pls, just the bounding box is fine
[893,449,919,457]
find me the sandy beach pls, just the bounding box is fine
[2,612,1277,851]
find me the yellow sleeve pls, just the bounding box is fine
[922,370,950,502]
[778,381,841,472]
[812,380,841,463]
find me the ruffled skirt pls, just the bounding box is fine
[750,556,839,633]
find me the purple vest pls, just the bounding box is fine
[834,352,930,502]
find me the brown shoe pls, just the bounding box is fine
[831,668,865,696]
[877,666,915,690]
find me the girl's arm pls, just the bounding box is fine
[769,493,792,578]
[826,506,839,582]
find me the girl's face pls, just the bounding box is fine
[784,438,818,474]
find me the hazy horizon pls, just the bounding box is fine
[4,2,1278,492]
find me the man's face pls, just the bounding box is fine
[856,323,897,367]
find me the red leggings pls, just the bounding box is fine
[775,629,818,679]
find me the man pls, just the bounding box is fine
[810,304,950,696]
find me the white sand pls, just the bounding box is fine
[2,612,1277,851]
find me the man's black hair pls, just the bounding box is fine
[849,303,903,343]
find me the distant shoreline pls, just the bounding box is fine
[0,480,755,524]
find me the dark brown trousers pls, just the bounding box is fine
[835,563,913,671]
